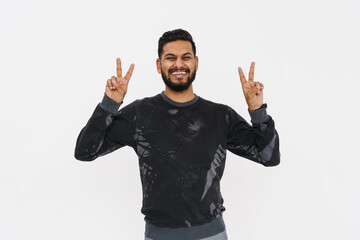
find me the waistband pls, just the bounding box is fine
[145,216,226,240]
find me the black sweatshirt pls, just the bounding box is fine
[75,92,280,228]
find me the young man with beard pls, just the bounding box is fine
[75,29,280,240]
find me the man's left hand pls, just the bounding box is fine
[238,62,264,111]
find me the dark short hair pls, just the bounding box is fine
[158,29,196,59]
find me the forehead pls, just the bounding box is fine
[162,40,194,56]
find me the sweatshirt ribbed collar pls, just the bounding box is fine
[160,91,199,107]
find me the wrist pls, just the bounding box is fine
[248,104,262,111]
[100,93,123,114]
[248,103,270,124]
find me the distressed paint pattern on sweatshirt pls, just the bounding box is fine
[75,92,280,228]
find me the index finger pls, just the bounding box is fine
[116,58,122,78]
[238,67,247,85]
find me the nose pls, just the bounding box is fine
[174,58,185,68]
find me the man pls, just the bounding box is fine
[75,29,280,240]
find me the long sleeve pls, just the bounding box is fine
[74,94,137,161]
[226,104,280,166]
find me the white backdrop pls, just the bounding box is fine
[1,0,359,239]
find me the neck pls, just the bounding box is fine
[164,85,195,103]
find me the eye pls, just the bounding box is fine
[183,56,191,60]
[166,57,176,60]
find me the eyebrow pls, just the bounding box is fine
[164,52,193,57]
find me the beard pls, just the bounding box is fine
[161,67,196,92]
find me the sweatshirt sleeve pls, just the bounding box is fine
[74,94,137,161]
[226,104,280,167]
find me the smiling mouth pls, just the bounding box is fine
[170,70,189,78]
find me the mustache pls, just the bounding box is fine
[168,68,190,73]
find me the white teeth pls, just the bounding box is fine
[172,72,186,75]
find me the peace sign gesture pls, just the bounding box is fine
[105,58,135,103]
[238,62,264,111]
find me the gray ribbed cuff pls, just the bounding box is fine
[248,103,270,124]
[99,93,122,114]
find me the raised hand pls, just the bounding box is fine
[105,58,135,103]
[238,62,264,111]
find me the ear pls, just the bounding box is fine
[156,58,161,74]
[195,56,199,71]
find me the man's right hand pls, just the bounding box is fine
[105,58,135,103]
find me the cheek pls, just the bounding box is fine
[161,63,171,72]
[188,62,196,71]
